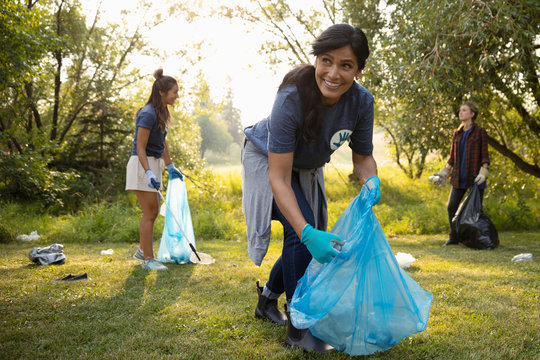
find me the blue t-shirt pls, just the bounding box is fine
[131,104,167,158]
[458,128,472,188]
[244,83,374,169]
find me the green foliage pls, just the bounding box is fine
[167,109,205,173]
[1,164,537,248]
[369,0,540,178]
[56,200,142,243]
[0,0,206,210]
[0,0,53,90]
[326,163,539,235]
[204,144,241,167]
[0,195,143,244]
[0,222,16,243]
[222,0,339,67]
[221,87,243,145]
[0,137,79,206]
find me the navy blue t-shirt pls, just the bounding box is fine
[458,128,472,189]
[131,104,167,158]
[244,83,374,169]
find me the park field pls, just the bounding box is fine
[0,231,538,359]
[1,165,538,359]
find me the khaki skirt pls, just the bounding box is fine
[125,155,164,192]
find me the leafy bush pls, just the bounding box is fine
[0,162,537,245]
[0,222,16,243]
[325,163,539,235]
[53,198,142,243]
[0,145,78,207]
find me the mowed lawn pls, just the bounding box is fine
[0,231,538,359]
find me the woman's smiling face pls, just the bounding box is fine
[314,45,362,106]
[160,84,179,107]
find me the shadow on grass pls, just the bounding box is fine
[59,262,198,356]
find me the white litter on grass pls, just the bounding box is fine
[190,251,215,265]
[100,249,114,255]
[17,231,40,242]
[511,253,533,262]
[395,252,416,269]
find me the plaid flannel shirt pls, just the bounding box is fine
[447,123,490,189]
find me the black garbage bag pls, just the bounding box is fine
[451,185,499,250]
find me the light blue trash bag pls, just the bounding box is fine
[157,175,196,264]
[290,184,432,356]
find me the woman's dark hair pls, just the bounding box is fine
[278,24,369,142]
[140,69,178,132]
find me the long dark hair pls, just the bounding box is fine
[278,24,369,142]
[139,69,178,132]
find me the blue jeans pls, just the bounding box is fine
[264,171,321,302]
[447,187,484,242]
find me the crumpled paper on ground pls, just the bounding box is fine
[511,253,533,262]
[17,231,41,241]
[395,252,416,269]
[29,243,65,265]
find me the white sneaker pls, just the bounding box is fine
[142,258,168,270]
[133,248,144,261]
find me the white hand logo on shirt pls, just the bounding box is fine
[330,130,352,150]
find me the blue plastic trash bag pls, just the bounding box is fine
[157,175,196,264]
[290,184,432,356]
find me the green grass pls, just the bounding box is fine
[1,165,539,359]
[0,232,538,359]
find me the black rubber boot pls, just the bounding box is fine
[284,304,334,353]
[254,281,287,325]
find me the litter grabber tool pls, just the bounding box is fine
[151,178,201,262]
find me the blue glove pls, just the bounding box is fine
[300,224,340,263]
[361,175,381,205]
[145,169,160,190]
[166,163,184,180]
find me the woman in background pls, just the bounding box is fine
[433,102,490,245]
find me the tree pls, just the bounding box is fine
[372,0,539,178]
[190,74,234,157]
[0,0,202,205]
[221,86,243,145]
[235,0,539,179]
[195,114,233,158]
[221,0,341,67]
[0,0,53,153]
[0,0,49,91]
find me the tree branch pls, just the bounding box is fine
[487,134,540,178]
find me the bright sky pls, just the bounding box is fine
[80,0,297,127]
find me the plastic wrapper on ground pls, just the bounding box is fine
[29,243,66,265]
[157,176,196,264]
[290,189,432,356]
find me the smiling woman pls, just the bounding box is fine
[241,24,380,353]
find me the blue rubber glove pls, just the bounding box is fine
[300,224,340,263]
[145,169,160,190]
[361,175,381,205]
[166,163,184,180]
